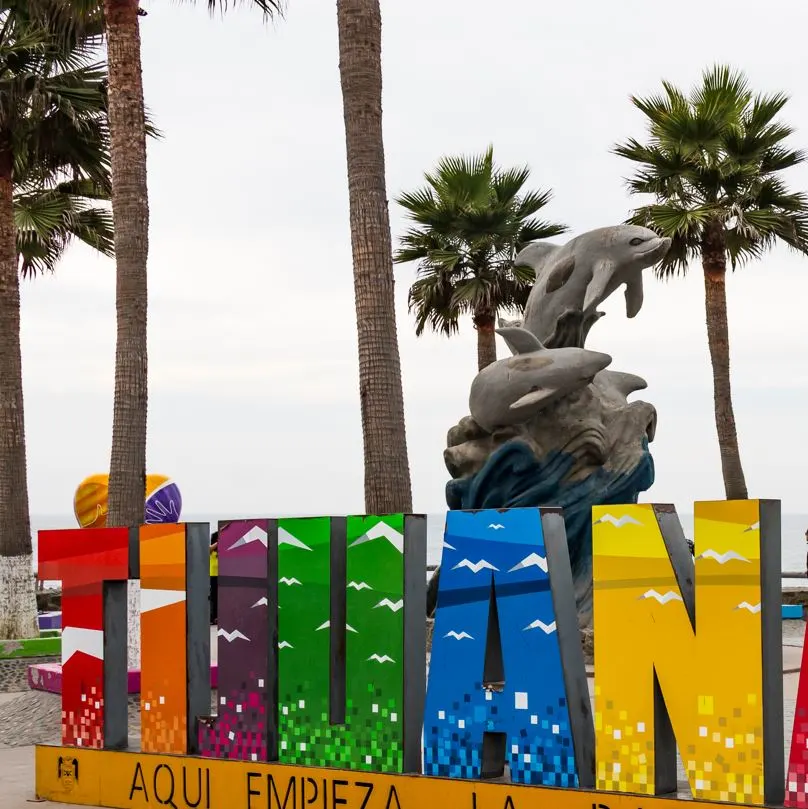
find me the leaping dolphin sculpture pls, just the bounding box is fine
[515,225,672,348]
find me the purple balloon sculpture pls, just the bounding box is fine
[144,481,183,524]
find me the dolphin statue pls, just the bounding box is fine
[515,225,672,347]
[468,327,612,433]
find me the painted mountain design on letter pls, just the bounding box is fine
[696,549,749,564]
[508,553,548,573]
[278,527,313,551]
[734,602,761,613]
[444,630,474,641]
[141,588,186,613]
[522,619,556,634]
[349,520,404,554]
[451,558,499,574]
[61,627,103,664]
[373,599,403,612]
[280,577,302,586]
[348,581,373,591]
[639,590,683,604]
[367,654,395,664]
[316,620,358,633]
[228,525,268,550]
[218,629,250,643]
[594,513,642,528]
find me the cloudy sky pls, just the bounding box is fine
[20,0,808,521]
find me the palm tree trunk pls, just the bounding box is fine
[104,0,150,666]
[473,310,497,370]
[701,222,748,500]
[0,146,38,640]
[336,0,412,513]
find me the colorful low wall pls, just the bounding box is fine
[0,635,60,660]
[38,611,62,630]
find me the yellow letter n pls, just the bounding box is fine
[592,500,782,806]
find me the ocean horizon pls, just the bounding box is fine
[30,511,808,576]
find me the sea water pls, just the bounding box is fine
[29,511,808,580]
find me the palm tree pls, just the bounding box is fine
[336,0,412,513]
[98,0,282,532]
[394,147,568,371]
[0,10,111,639]
[89,0,281,668]
[615,65,808,500]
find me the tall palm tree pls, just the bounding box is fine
[615,65,808,500]
[336,0,412,513]
[100,0,282,533]
[395,147,568,371]
[90,0,282,668]
[101,0,149,532]
[0,10,111,639]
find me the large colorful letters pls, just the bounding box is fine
[787,640,808,807]
[38,526,131,749]
[198,518,273,761]
[38,501,808,809]
[274,514,425,772]
[592,500,783,806]
[39,515,425,770]
[139,523,210,754]
[424,508,593,786]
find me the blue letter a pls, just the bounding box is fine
[423,508,593,787]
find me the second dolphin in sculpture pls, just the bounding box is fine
[468,327,612,433]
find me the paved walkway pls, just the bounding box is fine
[6,745,73,808]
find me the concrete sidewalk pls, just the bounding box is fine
[5,745,73,808]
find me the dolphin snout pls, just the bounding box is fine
[578,349,612,382]
[591,351,612,373]
[639,236,672,262]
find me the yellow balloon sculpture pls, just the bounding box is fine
[73,474,183,528]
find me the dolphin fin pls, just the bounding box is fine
[509,388,556,411]
[514,241,560,271]
[544,253,576,293]
[496,327,545,356]
[596,370,647,397]
[582,258,615,312]
[625,276,644,318]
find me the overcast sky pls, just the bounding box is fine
[20,0,808,520]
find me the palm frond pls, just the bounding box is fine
[618,64,808,276]
[492,165,531,205]
[407,274,461,337]
[395,147,566,337]
[0,4,114,277]
[16,187,113,277]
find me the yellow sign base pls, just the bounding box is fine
[35,745,756,809]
